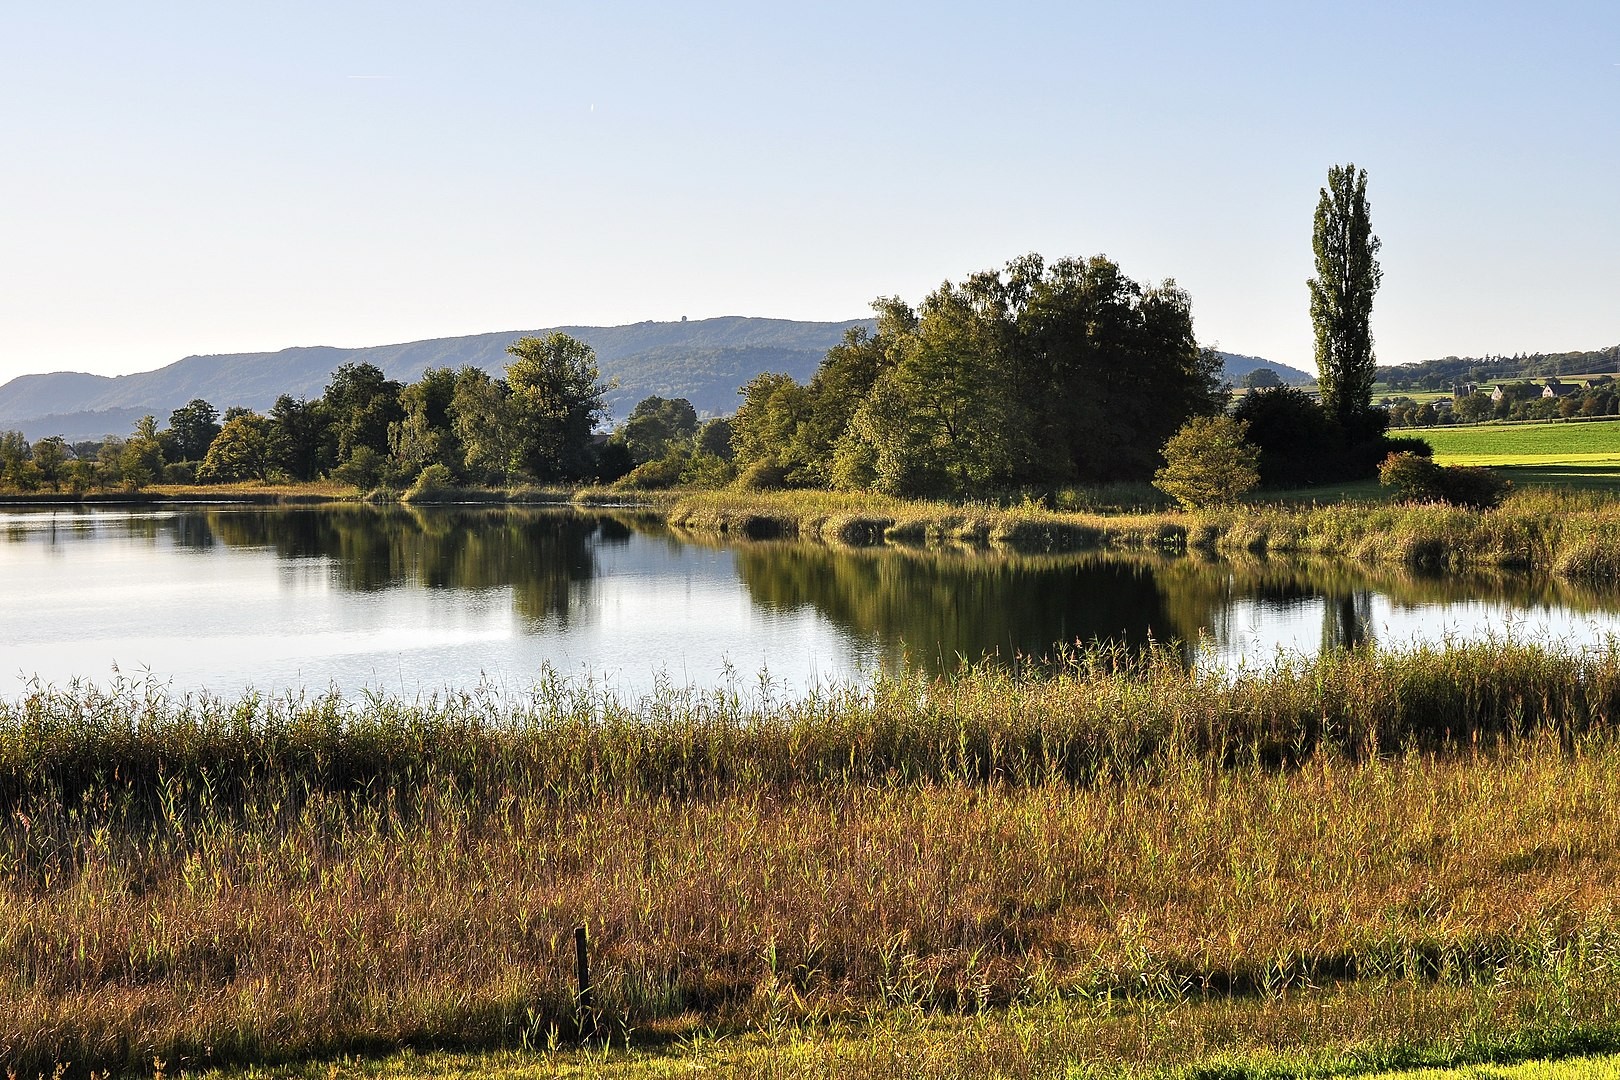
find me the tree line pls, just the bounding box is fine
[1,333,634,493]
[3,165,1414,504]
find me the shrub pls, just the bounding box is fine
[403,463,456,502]
[1378,452,1510,509]
[616,456,685,490]
[1378,452,1446,502]
[1439,465,1511,510]
[1153,416,1260,509]
[737,459,789,491]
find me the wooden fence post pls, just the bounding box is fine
[574,924,596,1042]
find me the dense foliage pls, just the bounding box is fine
[1309,163,1382,429]
[727,253,1227,498]
[1152,415,1261,508]
[0,334,615,491]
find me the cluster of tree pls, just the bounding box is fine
[0,424,169,494]
[1380,345,1620,392]
[597,395,736,489]
[1385,377,1620,427]
[726,253,1227,497]
[1,334,615,493]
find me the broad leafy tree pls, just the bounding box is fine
[322,362,403,467]
[199,412,275,483]
[503,333,610,481]
[390,368,466,480]
[0,431,30,488]
[119,415,165,490]
[617,395,698,464]
[449,368,521,484]
[1308,163,1382,429]
[165,399,222,462]
[1153,415,1260,508]
[30,436,68,491]
[268,395,327,481]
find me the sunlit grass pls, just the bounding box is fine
[8,642,1620,1075]
[667,486,1620,581]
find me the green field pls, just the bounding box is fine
[1419,419,1620,466]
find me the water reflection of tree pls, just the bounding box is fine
[189,506,610,627]
[731,542,1196,675]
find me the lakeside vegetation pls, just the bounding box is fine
[662,485,1620,582]
[7,640,1620,1076]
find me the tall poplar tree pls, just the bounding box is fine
[1308,163,1382,429]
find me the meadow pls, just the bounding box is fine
[8,641,1620,1077]
[1419,419,1620,468]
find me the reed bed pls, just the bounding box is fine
[665,487,1620,582]
[7,642,1620,1075]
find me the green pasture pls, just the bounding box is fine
[1418,419,1620,466]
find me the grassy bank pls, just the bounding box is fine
[7,641,1620,1075]
[666,486,1620,581]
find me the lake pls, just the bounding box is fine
[3,504,1619,699]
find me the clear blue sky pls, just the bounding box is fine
[1,1,1615,385]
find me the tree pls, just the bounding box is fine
[30,436,68,492]
[1153,415,1260,508]
[1231,387,1334,487]
[503,333,610,481]
[1308,163,1382,429]
[119,415,165,490]
[449,368,521,484]
[0,431,30,488]
[165,399,222,462]
[198,412,274,483]
[389,368,464,480]
[1243,367,1284,390]
[268,396,327,481]
[322,362,403,467]
[617,396,698,464]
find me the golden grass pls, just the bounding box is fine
[666,487,1620,582]
[8,643,1620,1075]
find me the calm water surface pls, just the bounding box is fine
[3,505,1619,698]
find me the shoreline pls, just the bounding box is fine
[7,482,1620,582]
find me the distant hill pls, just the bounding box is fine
[1215,352,1314,387]
[0,318,872,441]
[1,319,1308,441]
[1378,345,1620,390]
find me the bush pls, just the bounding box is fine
[162,461,197,485]
[736,460,789,492]
[1378,452,1510,509]
[1153,416,1260,509]
[616,456,685,490]
[1439,465,1511,510]
[1377,452,1446,502]
[402,463,456,503]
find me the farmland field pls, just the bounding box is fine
[1418,418,1620,466]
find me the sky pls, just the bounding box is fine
[0,1,1616,385]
